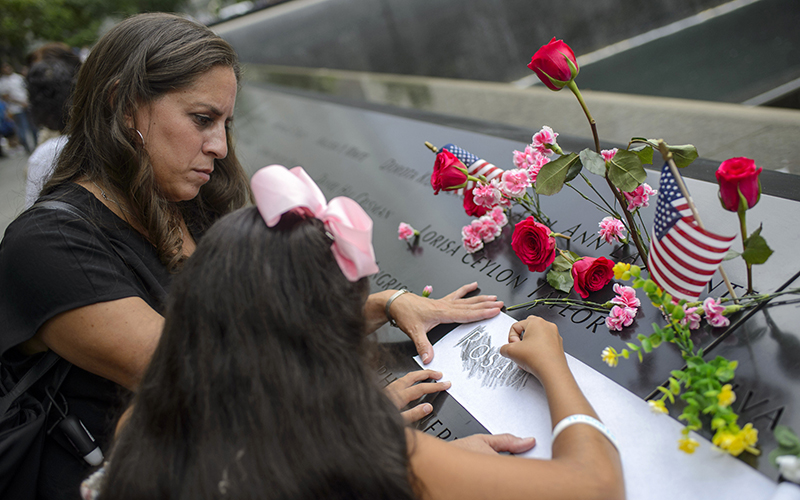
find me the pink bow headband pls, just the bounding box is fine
[251,165,379,282]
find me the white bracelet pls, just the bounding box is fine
[552,414,619,451]
[384,289,410,328]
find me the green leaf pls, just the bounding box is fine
[686,356,703,369]
[551,254,574,272]
[715,368,735,382]
[626,342,640,351]
[669,144,699,168]
[649,333,662,348]
[579,149,606,176]
[629,137,651,146]
[742,225,774,265]
[547,269,574,294]
[723,250,741,261]
[774,425,800,449]
[565,158,584,182]
[535,153,580,195]
[607,149,647,192]
[657,386,675,404]
[641,338,653,353]
[634,146,654,166]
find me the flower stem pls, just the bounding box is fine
[579,173,620,217]
[566,79,600,153]
[606,176,649,264]
[566,79,649,264]
[507,297,611,313]
[565,182,614,216]
[738,210,753,294]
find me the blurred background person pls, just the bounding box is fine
[0,95,19,157]
[0,61,37,153]
[24,44,82,208]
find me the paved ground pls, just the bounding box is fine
[0,152,29,238]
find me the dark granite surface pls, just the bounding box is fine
[233,82,800,477]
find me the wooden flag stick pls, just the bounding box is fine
[656,140,738,301]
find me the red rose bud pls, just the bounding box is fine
[463,187,489,217]
[431,149,469,194]
[511,217,556,273]
[715,157,762,212]
[527,38,579,91]
[571,256,614,299]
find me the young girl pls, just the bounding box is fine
[94,165,624,500]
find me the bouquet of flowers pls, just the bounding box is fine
[399,37,799,466]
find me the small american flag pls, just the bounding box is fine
[647,163,735,301]
[441,143,504,195]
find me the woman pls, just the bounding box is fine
[0,14,500,499]
[95,165,623,500]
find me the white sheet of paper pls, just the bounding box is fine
[414,313,791,500]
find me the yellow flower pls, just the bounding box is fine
[712,429,748,457]
[601,347,618,367]
[741,423,758,447]
[648,400,668,414]
[678,436,699,454]
[717,384,736,407]
[612,262,631,280]
[713,430,733,448]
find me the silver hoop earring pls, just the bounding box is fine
[136,129,144,145]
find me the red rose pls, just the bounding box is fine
[431,149,468,194]
[511,217,555,273]
[527,38,579,91]
[463,187,489,217]
[571,257,614,299]
[715,157,762,212]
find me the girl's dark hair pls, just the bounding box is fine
[43,12,250,271]
[102,208,417,500]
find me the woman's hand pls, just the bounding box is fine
[447,433,536,456]
[389,282,503,364]
[499,315,567,382]
[384,369,451,423]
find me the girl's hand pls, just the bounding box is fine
[384,369,451,423]
[448,433,536,455]
[499,315,567,381]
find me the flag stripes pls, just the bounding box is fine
[647,163,735,301]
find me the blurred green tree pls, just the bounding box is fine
[0,0,187,66]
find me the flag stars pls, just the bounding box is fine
[443,143,479,168]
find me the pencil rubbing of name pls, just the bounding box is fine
[456,325,530,391]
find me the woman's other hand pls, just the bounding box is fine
[387,282,503,364]
[384,369,451,423]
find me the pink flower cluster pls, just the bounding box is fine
[703,297,730,328]
[623,183,657,211]
[499,169,531,199]
[531,126,559,155]
[601,148,618,162]
[462,207,508,253]
[397,222,416,241]
[680,306,702,330]
[597,216,627,244]
[606,284,640,331]
[472,181,503,208]
[512,145,550,182]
